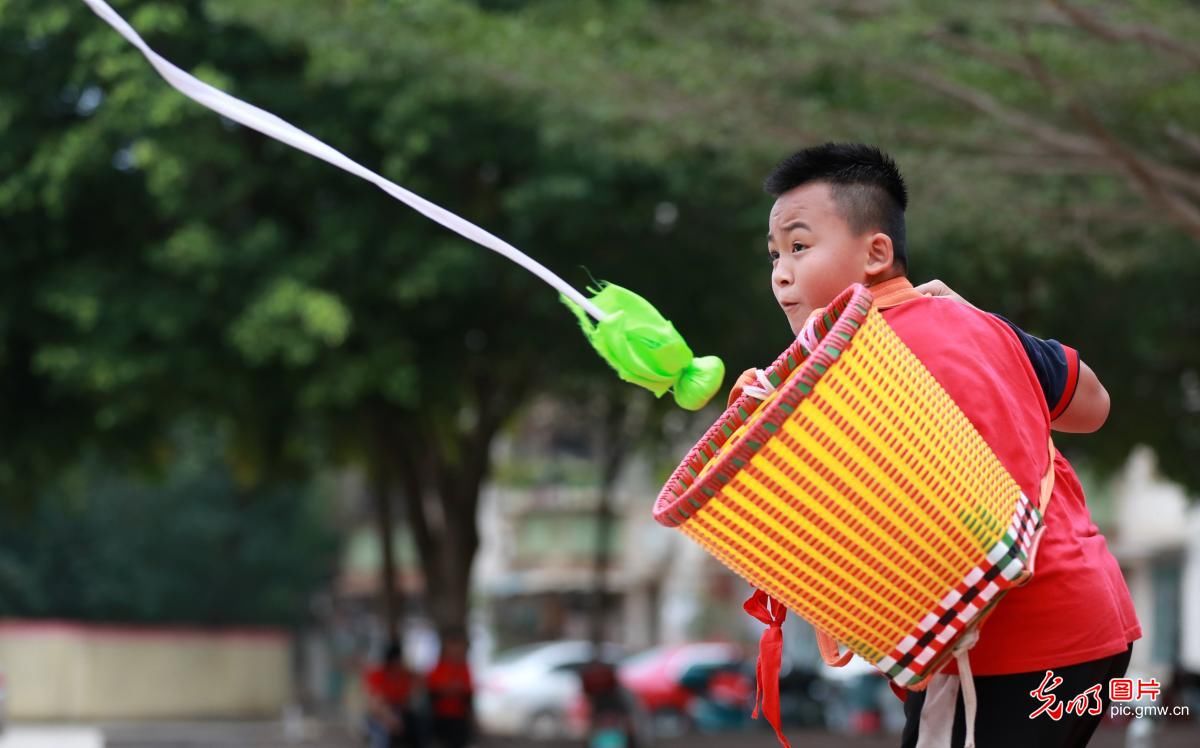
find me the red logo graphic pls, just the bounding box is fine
[1028,671,1104,720]
[1067,685,1104,717]
[1030,670,1066,720]
[1108,677,1161,703]
[1109,678,1134,702]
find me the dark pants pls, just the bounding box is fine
[431,716,470,748]
[367,708,423,748]
[901,644,1133,748]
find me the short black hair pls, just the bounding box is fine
[763,143,909,270]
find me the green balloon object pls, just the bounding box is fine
[563,283,725,411]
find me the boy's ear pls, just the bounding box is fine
[864,232,895,278]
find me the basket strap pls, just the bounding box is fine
[915,627,981,748]
[1038,437,1056,512]
[919,440,1058,733]
[955,629,981,748]
[1015,437,1057,587]
[815,628,854,667]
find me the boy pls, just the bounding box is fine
[364,641,422,748]
[740,143,1140,747]
[425,631,474,748]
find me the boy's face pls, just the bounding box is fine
[768,182,879,334]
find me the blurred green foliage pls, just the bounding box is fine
[215,0,1200,487]
[228,0,1200,483]
[0,426,337,625]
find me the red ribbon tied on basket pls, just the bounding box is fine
[743,589,791,748]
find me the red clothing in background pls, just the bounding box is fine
[427,659,473,719]
[364,665,415,707]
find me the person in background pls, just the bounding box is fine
[426,630,474,748]
[364,640,422,748]
[580,656,636,748]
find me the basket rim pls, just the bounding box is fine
[653,283,875,527]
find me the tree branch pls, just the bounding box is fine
[392,416,440,596]
[926,29,1040,79]
[1048,0,1200,68]
[892,37,1200,242]
[907,13,1200,213]
[891,64,1098,156]
[1166,124,1200,159]
[1017,43,1200,241]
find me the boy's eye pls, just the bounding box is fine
[768,249,780,263]
[792,242,808,253]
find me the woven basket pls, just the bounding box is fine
[653,284,1044,687]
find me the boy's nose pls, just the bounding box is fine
[772,264,792,288]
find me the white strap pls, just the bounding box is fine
[742,369,777,400]
[79,0,606,321]
[796,314,821,354]
[915,674,958,748]
[954,630,980,748]
[743,311,822,401]
[915,628,980,748]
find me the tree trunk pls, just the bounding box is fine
[370,467,402,649]
[589,395,639,650]
[392,371,527,641]
[436,477,481,637]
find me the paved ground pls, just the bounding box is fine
[486,722,1194,748]
[0,727,104,748]
[4,719,1193,747]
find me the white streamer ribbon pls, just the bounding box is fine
[741,369,777,401]
[80,0,607,321]
[796,314,821,355]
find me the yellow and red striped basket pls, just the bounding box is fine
[653,284,1044,687]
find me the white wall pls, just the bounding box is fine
[0,620,290,720]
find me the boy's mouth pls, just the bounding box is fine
[780,300,812,332]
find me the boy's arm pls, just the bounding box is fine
[1051,361,1109,433]
[915,279,1110,433]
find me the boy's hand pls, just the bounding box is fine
[728,368,758,407]
[916,279,1110,433]
[914,279,976,309]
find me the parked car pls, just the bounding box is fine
[776,657,830,729]
[476,640,624,740]
[618,641,747,735]
[817,655,904,734]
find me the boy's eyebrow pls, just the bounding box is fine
[766,220,811,238]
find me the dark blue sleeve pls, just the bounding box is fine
[992,315,1080,419]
